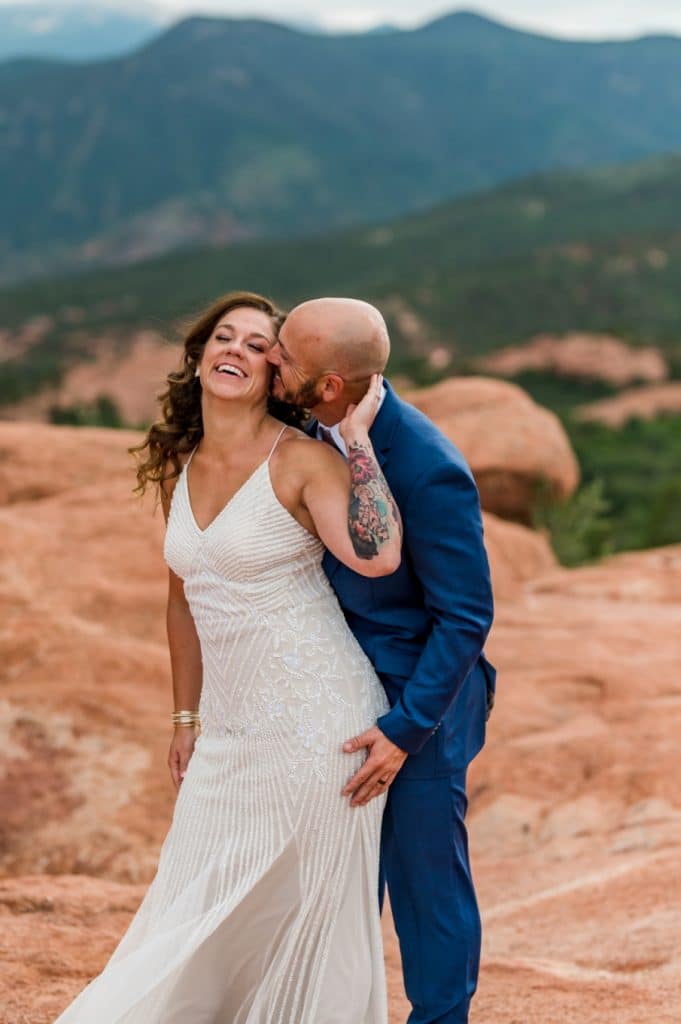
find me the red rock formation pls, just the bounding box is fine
[0,423,170,882]
[576,382,681,427]
[405,377,580,521]
[477,332,668,386]
[480,512,556,600]
[1,421,679,1024]
[1,331,181,427]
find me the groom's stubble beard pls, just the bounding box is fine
[271,369,324,411]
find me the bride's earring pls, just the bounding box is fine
[194,366,201,378]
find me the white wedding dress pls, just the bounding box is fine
[54,428,389,1023]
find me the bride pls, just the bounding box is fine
[53,290,402,1024]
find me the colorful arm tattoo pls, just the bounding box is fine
[347,441,402,559]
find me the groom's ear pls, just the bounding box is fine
[318,373,345,403]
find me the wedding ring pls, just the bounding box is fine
[378,778,389,785]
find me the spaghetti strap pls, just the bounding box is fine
[266,425,289,463]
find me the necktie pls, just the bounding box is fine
[318,426,343,455]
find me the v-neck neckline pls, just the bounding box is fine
[183,457,268,536]
[182,425,289,535]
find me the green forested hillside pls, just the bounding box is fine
[4,12,681,281]
[2,152,681,406]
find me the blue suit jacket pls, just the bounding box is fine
[321,381,496,779]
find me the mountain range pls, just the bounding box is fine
[3,11,681,283]
[0,3,161,62]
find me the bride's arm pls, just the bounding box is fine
[300,378,403,578]
[161,475,203,790]
[166,569,203,724]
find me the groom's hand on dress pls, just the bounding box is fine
[341,726,407,806]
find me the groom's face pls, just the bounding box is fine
[267,324,324,409]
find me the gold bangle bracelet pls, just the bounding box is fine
[172,710,200,727]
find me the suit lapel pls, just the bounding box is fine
[368,381,400,469]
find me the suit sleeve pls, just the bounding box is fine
[376,460,494,755]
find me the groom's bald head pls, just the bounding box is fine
[284,298,390,379]
[268,297,391,424]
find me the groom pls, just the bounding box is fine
[268,298,495,1024]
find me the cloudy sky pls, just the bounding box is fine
[3,0,681,37]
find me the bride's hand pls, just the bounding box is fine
[168,728,197,791]
[339,374,384,443]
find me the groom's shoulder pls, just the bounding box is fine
[388,386,474,484]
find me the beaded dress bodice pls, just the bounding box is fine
[163,443,388,773]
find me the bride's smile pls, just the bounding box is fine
[197,305,275,402]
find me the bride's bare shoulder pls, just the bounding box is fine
[270,426,341,513]
[278,426,332,462]
[275,426,345,491]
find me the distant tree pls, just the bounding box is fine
[49,395,123,428]
[533,477,613,566]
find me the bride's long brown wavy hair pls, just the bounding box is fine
[130,290,304,496]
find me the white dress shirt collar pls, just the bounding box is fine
[316,382,387,457]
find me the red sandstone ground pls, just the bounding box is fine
[0,422,679,1024]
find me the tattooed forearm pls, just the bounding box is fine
[347,441,402,559]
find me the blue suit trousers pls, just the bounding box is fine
[379,770,481,1024]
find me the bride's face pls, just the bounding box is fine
[197,306,276,403]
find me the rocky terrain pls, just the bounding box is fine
[0,399,679,1023]
[477,333,668,387]
[1,330,182,427]
[576,381,681,427]
[405,377,580,521]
